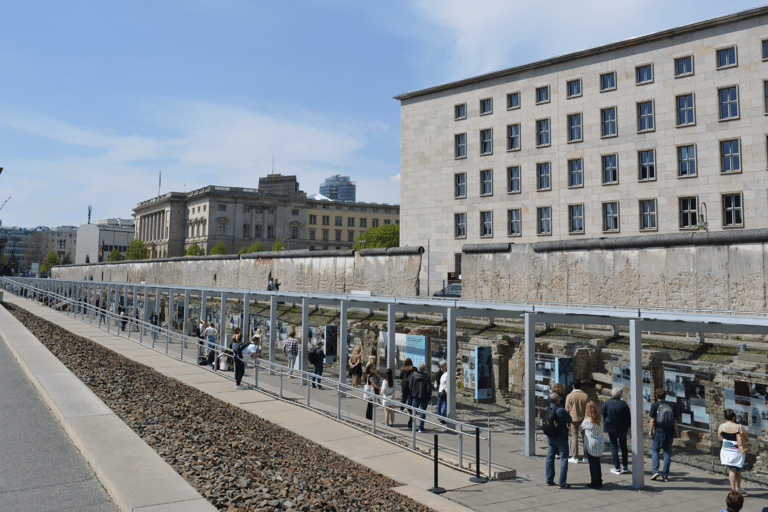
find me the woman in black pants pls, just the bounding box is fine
[231,328,245,388]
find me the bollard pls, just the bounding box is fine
[430,435,445,494]
[254,360,259,389]
[469,427,488,483]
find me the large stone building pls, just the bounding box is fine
[395,6,768,292]
[0,224,77,267]
[134,184,399,257]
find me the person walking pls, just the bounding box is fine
[564,380,589,463]
[436,360,448,423]
[649,388,679,481]
[399,358,414,423]
[310,341,325,389]
[231,328,245,388]
[149,311,159,343]
[284,331,298,377]
[196,319,206,362]
[380,368,397,426]
[118,301,127,331]
[718,409,750,494]
[543,392,572,489]
[408,362,432,432]
[580,401,605,488]
[546,382,566,408]
[204,322,218,368]
[602,387,631,474]
[363,363,381,421]
[348,346,363,387]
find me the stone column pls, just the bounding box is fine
[386,303,396,372]
[524,312,536,457]
[339,301,348,384]
[447,306,456,420]
[630,320,644,489]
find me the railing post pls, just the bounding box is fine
[307,372,311,407]
[430,434,445,494]
[470,427,488,483]
[254,358,259,389]
[458,424,463,469]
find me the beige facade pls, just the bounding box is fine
[396,7,768,292]
[306,200,399,250]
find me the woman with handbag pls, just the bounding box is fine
[363,363,381,421]
[718,409,749,494]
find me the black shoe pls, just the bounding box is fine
[558,484,571,489]
[312,384,316,388]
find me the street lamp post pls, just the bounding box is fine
[697,202,708,231]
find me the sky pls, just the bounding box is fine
[0,0,765,228]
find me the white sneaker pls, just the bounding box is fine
[650,473,660,480]
[737,487,746,495]
[610,468,622,475]
[568,457,579,463]
[235,384,245,389]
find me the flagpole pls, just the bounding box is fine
[158,170,161,197]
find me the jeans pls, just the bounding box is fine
[651,430,673,479]
[287,354,297,375]
[151,326,158,342]
[312,364,323,386]
[436,393,447,420]
[545,436,569,487]
[413,398,429,430]
[608,431,628,470]
[586,453,602,486]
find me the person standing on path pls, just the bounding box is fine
[204,322,218,368]
[284,331,298,377]
[399,358,414,422]
[149,311,159,343]
[564,379,588,463]
[231,328,245,388]
[380,368,397,426]
[436,360,448,423]
[544,392,572,489]
[602,387,631,474]
[580,401,605,488]
[311,341,325,389]
[718,490,744,512]
[348,346,363,387]
[718,409,750,494]
[649,388,679,482]
[408,362,432,432]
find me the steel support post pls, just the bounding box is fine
[242,293,250,341]
[269,295,277,372]
[630,319,644,489]
[168,288,175,338]
[183,289,190,341]
[524,312,536,457]
[220,292,227,349]
[446,307,456,420]
[339,300,348,384]
[143,286,150,334]
[301,297,309,380]
[387,303,396,372]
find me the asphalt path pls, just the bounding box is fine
[0,335,119,512]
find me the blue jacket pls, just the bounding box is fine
[602,397,631,434]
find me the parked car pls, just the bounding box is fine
[433,283,462,298]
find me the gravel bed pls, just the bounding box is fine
[4,303,438,512]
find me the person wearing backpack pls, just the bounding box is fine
[649,388,679,481]
[310,341,325,389]
[544,392,573,489]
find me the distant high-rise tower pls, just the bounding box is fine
[319,175,356,203]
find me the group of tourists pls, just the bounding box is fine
[543,381,752,507]
[195,320,263,388]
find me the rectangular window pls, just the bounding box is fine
[603,202,619,232]
[507,209,521,236]
[722,193,743,227]
[322,229,329,241]
[254,225,261,238]
[567,113,582,142]
[335,230,342,241]
[309,215,317,225]
[291,226,299,239]
[335,216,343,226]
[218,205,227,212]
[480,128,493,154]
[480,211,493,237]
[218,223,226,236]
[678,145,696,177]
[384,219,391,225]
[507,124,520,151]
[267,225,274,238]
[347,217,355,227]
[602,154,618,184]
[719,86,739,120]
[674,56,693,76]
[455,133,466,158]
[537,207,551,235]
[600,71,616,91]
[764,81,768,114]
[455,103,466,120]
[507,92,520,109]
[243,224,249,238]
[716,47,737,68]
[676,94,695,126]
[455,253,462,275]
[638,150,656,181]
[507,166,521,194]
[567,79,581,98]
[348,230,355,242]
[763,40,768,60]
[480,169,493,196]
[637,101,654,131]
[679,197,698,228]
[636,64,653,84]
[536,162,551,191]
[721,139,741,173]
[322,215,330,225]
[601,107,617,137]
[639,199,657,231]
[480,98,492,115]
[455,213,466,238]
[535,86,550,104]
[372,218,379,228]
[244,207,250,213]
[536,118,550,146]
[359,218,367,228]
[569,204,584,234]
[455,173,466,198]
[568,159,583,188]
[309,229,315,240]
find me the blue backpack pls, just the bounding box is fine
[656,402,675,430]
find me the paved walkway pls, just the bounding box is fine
[5,293,768,512]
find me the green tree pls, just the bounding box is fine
[271,240,285,252]
[239,241,265,255]
[209,241,228,255]
[62,253,73,265]
[355,223,399,249]
[186,243,205,256]
[40,251,60,273]
[108,248,123,261]
[125,239,149,260]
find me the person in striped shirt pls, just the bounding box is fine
[579,401,605,488]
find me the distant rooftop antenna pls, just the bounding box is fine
[271,157,274,175]
[88,205,92,224]
[158,169,162,197]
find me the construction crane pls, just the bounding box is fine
[0,196,10,212]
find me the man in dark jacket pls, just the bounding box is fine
[545,393,572,488]
[408,362,432,432]
[602,387,631,474]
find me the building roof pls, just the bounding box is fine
[393,5,768,101]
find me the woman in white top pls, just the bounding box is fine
[579,400,605,488]
[380,368,397,426]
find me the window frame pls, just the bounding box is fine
[675,93,695,127]
[638,149,656,182]
[635,63,654,85]
[454,213,466,238]
[718,85,739,121]
[535,118,550,147]
[536,162,551,191]
[480,169,493,196]
[722,192,744,228]
[347,217,355,227]
[568,203,584,234]
[763,39,768,61]
[601,106,617,138]
[720,139,741,174]
[639,198,658,231]
[536,207,552,235]
[602,154,619,185]
[480,97,493,115]
[637,100,655,132]
[506,123,521,151]
[600,71,616,92]
[506,91,520,110]
[602,201,620,232]
[507,208,522,237]
[454,172,467,198]
[480,211,493,237]
[678,196,698,229]
[535,85,550,105]
[479,128,493,155]
[567,158,583,188]
[507,166,521,194]
[454,133,467,159]
[716,46,737,69]
[567,112,583,143]
[454,103,467,120]
[674,55,694,77]
[764,80,768,114]
[566,79,582,98]
[677,144,697,178]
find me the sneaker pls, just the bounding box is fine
[568,457,579,463]
[650,473,660,480]
[610,468,622,475]
[622,467,630,474]
[418,428,426,433]
[737,487,746,495]
[661,477,668,482]
[235,384,245,389]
